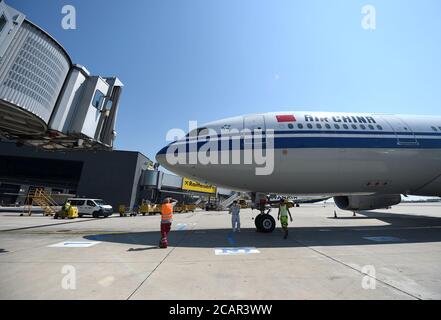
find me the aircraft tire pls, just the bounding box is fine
[255,214,264,231]
[260,214,276,233]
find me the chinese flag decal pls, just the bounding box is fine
[276,115,296,122]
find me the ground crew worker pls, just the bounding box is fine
[229,200,241,232]
[62,201,71,215]
[277,199,293,239]
[159,197,177,248]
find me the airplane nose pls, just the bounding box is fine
[155,144,170,165]
[155,141,193,178]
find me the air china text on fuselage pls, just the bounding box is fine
[303,114,377,124]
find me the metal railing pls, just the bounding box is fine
[23,188,59,216]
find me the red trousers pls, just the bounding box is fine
[159,222,172,247]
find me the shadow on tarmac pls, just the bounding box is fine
[84,211,441,248]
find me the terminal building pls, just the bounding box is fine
[0,141,229,211]
[0,0,123,150]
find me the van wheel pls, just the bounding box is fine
[92,212,99,218]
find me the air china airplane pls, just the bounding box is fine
[156,111,441,232]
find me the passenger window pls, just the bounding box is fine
[307,124,313,129]
[351,124,357,130]
[87,200,96,207]
[360,125,366,130]
[377,125,383,130]
[368,125,374,130]
[334,124,340,129]
[316,124,322,129]
[343,124,349,129]
[297,123,303,129]
[288,123,294,129]
[325,124,331,129]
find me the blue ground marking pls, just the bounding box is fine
[227,232,236,245]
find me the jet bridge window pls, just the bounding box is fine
[92,90,105,110]
[0,14,7,33]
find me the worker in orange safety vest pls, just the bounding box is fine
[159,197,177,248]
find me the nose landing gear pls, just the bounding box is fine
[255,213,276,233]
[252,192,276,233]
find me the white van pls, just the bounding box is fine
[67,198,113,218]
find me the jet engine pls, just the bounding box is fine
[334,194,401,211]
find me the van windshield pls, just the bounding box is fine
[94,200,107,206]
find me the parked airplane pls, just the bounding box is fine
[267,194,331,207]
[156,111,441,232]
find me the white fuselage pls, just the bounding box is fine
[156,111,441,197]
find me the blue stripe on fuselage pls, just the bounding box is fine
[156,131,441,155]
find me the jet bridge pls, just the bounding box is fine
[0,1,123,150]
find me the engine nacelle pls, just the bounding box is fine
[334,194,401,211]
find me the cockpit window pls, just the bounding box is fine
[186,127,208,137]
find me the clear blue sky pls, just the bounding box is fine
[9,0,441,159]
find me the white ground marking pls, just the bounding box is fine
[214,247,260,255]
[48,241,101,248]
[363,236,404,242]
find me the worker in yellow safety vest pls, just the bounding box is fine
[277,199,293,239]
[62,201,71,215]
[159,197,177,248]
